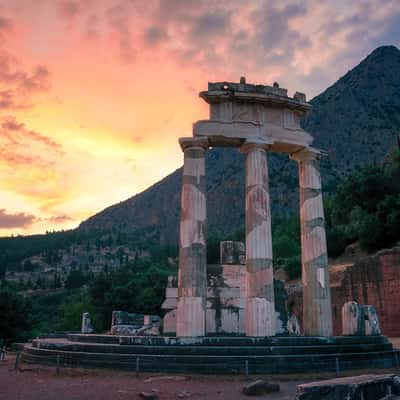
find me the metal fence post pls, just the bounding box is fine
[335,357,340,377]
[14,352,20,370]
[245,359,249,376]
[56,354,60,375]
[136,357,140,377]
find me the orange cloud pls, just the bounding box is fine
[0,0,399,236]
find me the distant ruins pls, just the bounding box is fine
[175,78,332,337]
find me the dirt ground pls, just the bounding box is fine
[2,353,400,400]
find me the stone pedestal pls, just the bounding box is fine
[241,140,275,337]
[292,149,333,336]
[176,137,208,337]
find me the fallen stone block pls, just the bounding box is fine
[296,374,395,400]
[393,376,400,395]
[138,391,159,400]
[176,389,191,398]
[242,379,280,396]
[110,324,138,335]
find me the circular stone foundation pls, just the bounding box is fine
[22,334,397,374]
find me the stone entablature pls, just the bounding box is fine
[194,78,313,153]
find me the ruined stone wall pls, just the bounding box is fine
[162,263,289,336]
[289,247,400,337]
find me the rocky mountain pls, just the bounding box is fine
[80,46,400,246]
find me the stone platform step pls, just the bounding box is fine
[67,334,391,346]
[32,339,393,356]
[21,335,398,374]
[22,344,397,374]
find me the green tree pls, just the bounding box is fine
[56,292,93,331]
[64,269,89,289]
[0,289,32,343]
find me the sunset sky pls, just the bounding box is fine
[0,0,399,236]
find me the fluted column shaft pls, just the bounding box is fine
[293,149,333,336]
[242,141,275,337]
[176,137,208,337]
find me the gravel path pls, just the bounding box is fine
[1,354,298,400]
[2,353,400,400]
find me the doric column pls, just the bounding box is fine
[241,140,275,337]
[291,148,333,336]
[176,137,209,337]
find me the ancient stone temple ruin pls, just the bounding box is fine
[175,78,332,337]
[22,78,395,375]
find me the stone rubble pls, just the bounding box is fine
[242,379,280,396]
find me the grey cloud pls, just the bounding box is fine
[0,53,50,91]
[189,11,231,40]
[45,214,73,223]
[0,90,19,110]
[57,1,81,18]
[106,3,137,63]
[0,16,13,32]
[1,116,24,130]
[251,2,309,64]
[21,65,50,92]
[144,26,168,46]
[0,51,51,110]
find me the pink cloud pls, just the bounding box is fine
[0,209,36,229]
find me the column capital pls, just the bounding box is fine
[179,137,209,152]
[240,138,273,154]
[290,147,325,162]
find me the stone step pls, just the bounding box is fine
[32,339,393,356]
[22,344,398,374]
[67,334,120,344]
[67,334,391,347]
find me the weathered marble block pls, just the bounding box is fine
[220,241,245,265]
[287,314,301,336]
[163,310,176,336]
[222,264,246,289]
[111,311,145,328]
[161,297,177,310]
[296,374,395,400]
[161,260,290,336]
[110,311,161,336]
[207,287,241,299]
[166,288,178,298]
[111,324,138,335]
[144,315,161,327]
[342,301,362,335]
[342,302,381,336]
[363,305,381,336]
[81,312,93,334]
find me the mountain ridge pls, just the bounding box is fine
[79,45,400,245]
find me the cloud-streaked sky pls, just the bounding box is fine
[0,0,399,236]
